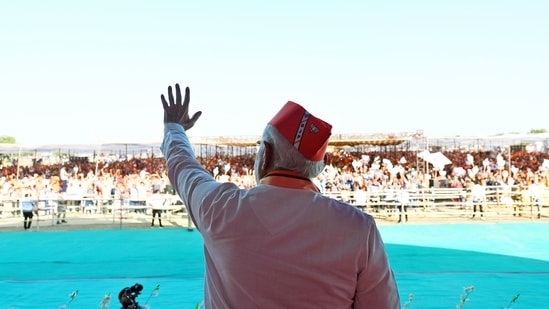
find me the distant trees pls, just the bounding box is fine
[0,135,16,144]
[530,128,547,134]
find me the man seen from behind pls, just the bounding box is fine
[160,83,400,308]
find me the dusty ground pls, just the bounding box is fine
[0,211,196,232]
[0,207,543,232]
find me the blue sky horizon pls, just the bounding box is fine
[1,1,548,145]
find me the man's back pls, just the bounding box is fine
[195,183,399,308]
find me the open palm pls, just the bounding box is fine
[161,83,202,131]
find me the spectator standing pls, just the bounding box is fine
[59,166,70,193]
[528,179,542,219]
[471,179,486,219]
[148,188,164,227]
[396,176,410,223]
[21,193,36,230]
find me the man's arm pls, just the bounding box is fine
[160,83,205,229]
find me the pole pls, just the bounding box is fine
[508,145,512,175]
[95,145,101,176]
[16,146,21,179]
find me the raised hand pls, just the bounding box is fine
[161,83,202,131]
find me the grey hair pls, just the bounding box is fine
[255,124,325,181]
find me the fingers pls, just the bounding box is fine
[184,111,202,130]
[185,86,190,105]
[190,111,202,124]
[161,84,186,108]
[182,86,190,110]
[168,85,174,105]
[161,94,168,109]
[175,84,181,105]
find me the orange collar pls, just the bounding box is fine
[258,170,320,193]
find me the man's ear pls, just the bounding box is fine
[262,141,273,171]
[323,153,329,165]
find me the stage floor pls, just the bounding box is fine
[1,222,548,308]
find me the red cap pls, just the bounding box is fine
[268,101,332,161]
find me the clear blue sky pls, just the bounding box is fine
[1,0,548,145]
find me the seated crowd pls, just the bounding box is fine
[1,147,548,214]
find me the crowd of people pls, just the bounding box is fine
[1,147,549,208]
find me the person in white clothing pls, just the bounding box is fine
[160,83,400,308]
[528,179,542,219]
[59,166,70,193]
[148,188,165,227]
[471,178,486,219]
[21,193,36,230]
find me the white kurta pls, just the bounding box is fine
[162,123,400,308]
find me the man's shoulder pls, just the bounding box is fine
[319,194,375,222]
